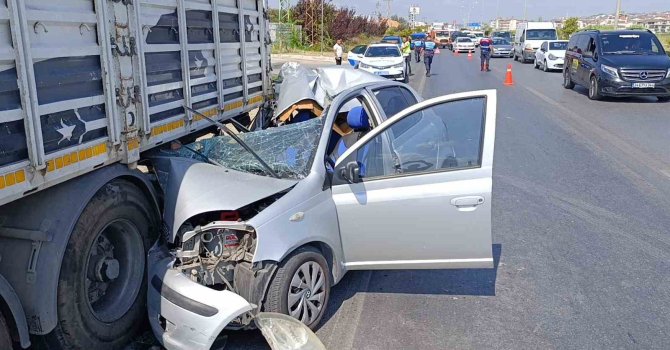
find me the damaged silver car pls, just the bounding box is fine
[146,66,498,350]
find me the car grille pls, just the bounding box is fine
[620,69,667,82]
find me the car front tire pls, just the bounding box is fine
[543,60,549,72]
[265,246,331,330]
[589,76,602,100]
[533,58,539,69]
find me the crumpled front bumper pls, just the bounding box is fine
[147,242,253,350]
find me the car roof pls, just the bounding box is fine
[382,36,401,39]
[369,43,400,48]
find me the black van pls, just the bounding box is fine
[563,30,670,101]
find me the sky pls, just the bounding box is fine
[267,0,670,24]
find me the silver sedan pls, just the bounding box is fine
[147,78,498,350]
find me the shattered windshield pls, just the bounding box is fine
[178,118,323,179]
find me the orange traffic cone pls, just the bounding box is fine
[504,64,514,86]
[467,50,473,60]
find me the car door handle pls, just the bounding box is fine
[451,196,485,210]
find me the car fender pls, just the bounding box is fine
[249,179,346,284]
[0,164,160,335]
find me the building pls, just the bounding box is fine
[641,18,670,33]
[492,18,519,32]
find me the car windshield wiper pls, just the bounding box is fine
[183,105,280,179]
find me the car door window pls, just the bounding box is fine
[352,45,366,54]
[373,86,418,118]
[339,97,486,180]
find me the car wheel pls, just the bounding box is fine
[543,60,549,72]
[533,58,539,69]
[42,180,156,349]
[589,75,602,100]
[265,246,331,330]
[658,96,670,102]
[563,69,575,89]
[0,312,13,350]
[513,53,518,61]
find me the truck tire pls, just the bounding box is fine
[0,311,13,350]
[44,179,156,349]
[264,246,330,330]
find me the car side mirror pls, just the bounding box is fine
[339,161,361,184]
[541,48,546,52]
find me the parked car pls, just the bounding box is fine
[381,35,402,48]
[491,37,514,58]
[453,37,476,53]
[534,40,568,71]
[491,31,512,40]
[358,43,408,83]
[514,22,558,63]
[348,44,367,67]
[147,68,499,349]
[563,30,670,101]
[448,31,463,50]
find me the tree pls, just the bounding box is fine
[560,17,579,39]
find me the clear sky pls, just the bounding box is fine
[267,0,670,24]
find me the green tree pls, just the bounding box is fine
[560,17,580,39]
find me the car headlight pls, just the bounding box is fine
[359,63,370,69]
[392,62,404,68]
[548,53,557,60]
[601,64,619,79]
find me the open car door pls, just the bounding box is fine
[332,90,496,270]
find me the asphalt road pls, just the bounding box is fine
[222,52,670,349]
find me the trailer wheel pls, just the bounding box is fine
[0,311,13,350]
[45,179,156,349]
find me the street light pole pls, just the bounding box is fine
[614,0,621,29]
[523,0,527,21]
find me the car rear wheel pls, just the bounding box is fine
[658,96,670,102]
[265,246,331,330]
[563,69,575,89]
[0,312,13,350]
[589,76,602,100]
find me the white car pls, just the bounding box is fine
[453,37,476,53]
[347,44,367,67]
[534,40,568,72]
[358,43,408,83]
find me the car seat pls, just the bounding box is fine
[328,106,371,174]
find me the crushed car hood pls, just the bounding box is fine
[274,62,385,122]
[152,157,297,240]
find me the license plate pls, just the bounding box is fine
[375,71,389,76]
[632,82,655,88]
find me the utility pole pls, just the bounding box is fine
[523,0,528,22]
[384,0,393,19]
[279,0,291,23]
[614,0,622,29]
[320,0,324,54]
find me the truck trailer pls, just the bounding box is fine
[0,0,271,348]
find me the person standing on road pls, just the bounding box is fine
[423,35,439,77]
[333,39,344,65]
[480,37,493,72]
[414,37,424,63]
[402,36,412,76]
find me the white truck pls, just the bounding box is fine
[513,21,558,63]
[0,0,271,348]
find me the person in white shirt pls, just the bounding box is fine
[333,39,343,65]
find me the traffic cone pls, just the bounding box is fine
[504,64,514,86]
[467,50,473,60]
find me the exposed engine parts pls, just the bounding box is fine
[174,221,256,291]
